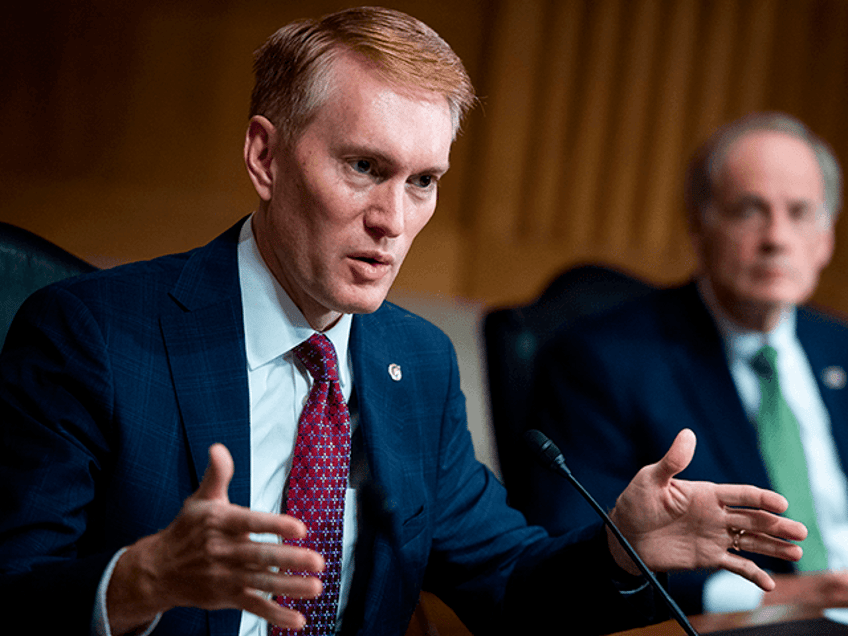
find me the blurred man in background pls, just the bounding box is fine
[527,111,848,614]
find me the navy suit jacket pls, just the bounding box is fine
[525,282,848,614]
[0,220,663,635]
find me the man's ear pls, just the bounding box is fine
[816,222,837,270]
[244,116,278,201]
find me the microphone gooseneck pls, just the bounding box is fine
[524,429,699,636]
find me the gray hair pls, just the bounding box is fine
[684,112,842,226]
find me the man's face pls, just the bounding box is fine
[692,130,835,329]
[249,52,453,331]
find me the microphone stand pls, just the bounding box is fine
[525,429,699,636]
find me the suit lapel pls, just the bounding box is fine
[351,308,420,522]
[798,310,848,469]
[345,307,428,634]
[159,223,249,636]
[661,285,771,487]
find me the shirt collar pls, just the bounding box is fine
[696,276,797,362]
[237,216,353,374]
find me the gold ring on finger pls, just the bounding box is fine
[729,527,745,551]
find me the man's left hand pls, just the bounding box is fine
[608,428,807,591]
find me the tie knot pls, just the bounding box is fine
[294,333,340,383]
[751,344,778,381]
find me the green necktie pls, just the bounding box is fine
[751,344,828,571]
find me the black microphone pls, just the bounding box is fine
[524,429,699,636]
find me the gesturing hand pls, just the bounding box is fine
[607,429,807,591]
[108,444,324,635]
[764,571,848,607]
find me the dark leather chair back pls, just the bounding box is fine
[0,222,97,347]
[483,263,654,511]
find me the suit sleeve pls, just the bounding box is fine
[523,322,712,615]
[0,285,118,630]
[524,327,647,531]
[420,334,665,634]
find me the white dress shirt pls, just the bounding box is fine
[699,280,848,611]
[94,216,359,635]
[238,217,358,635]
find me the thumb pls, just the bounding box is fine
[195,443,234,502]
[652,428,696,486]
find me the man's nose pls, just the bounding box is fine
[365,183,406,238]
[760,208,794,247]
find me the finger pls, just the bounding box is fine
[727,528,804,562]
[716,484,790,514]
[196,443,235,502]
[229,542,325,574]
[720,553,777,591]
[240,593,308,631]
[242,570,323,599]
[651,428,697,485]
[213,507,311,541]
[726,508,808,543]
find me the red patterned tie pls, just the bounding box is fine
[270,333,351,635]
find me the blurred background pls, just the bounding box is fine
[4,0,848,474]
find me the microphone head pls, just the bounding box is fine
[524,429,568,474]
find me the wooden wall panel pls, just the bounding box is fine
[636,0,698,255]
[3,0,848,317]
[466,0,848,317]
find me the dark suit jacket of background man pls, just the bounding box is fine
[524,281,848,614]
[0,219,664,636]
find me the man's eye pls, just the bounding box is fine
[790,204,815,222]
[411,175,435,189]
[352,159,373,174]
[724,203,761,222]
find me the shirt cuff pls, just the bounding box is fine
[92,548,162,636]
[702,569,765,612]
[603,530,651,593]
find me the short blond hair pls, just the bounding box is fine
[250,6,476,145]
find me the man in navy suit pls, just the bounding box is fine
[0,10,806,636]
[526,112,848,616]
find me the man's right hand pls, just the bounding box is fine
[764,571,848,607]
[107,444,324,635]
